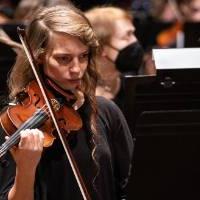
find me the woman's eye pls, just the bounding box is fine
[120,31,134,41]
[127,31,134,37]
[79,53,89,61]
[56,56,71,64]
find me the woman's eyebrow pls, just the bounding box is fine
[53,48,89,55]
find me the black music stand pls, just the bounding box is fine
[126,48,200,200]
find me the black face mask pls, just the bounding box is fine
[110,42,144,73]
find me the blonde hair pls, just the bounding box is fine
[85,6,133,46]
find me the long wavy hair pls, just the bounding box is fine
[8,4,100,182]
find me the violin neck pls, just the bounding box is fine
[0,109,48,158]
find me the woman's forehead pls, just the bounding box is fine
[46,32,89,54]
[112,19,134,37]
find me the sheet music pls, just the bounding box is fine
[153,48,200,69]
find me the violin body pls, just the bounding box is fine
[0,80,82,150]
[157,21,183,47]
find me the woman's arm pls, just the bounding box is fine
[7,129,44,200]
[8,167,36,200]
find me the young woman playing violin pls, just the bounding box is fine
[0,5,133,200]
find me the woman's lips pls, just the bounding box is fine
[68,79,82,87]
[69,79,81,83]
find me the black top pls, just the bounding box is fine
[0,96,133,200]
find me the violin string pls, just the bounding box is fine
[0,104,53,154]
[0,106,50,154]
[0,114,47,154]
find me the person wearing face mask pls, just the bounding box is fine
[108,42,144,73]
[85,6,144,100]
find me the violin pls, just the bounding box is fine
[0,80,82,157]
[156,21,183,47]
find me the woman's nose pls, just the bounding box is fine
[128,34,137,44]
[70,58,81,73]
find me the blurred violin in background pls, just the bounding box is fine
[155,0,185,48]
[156,20,183,47]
